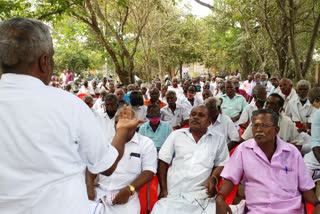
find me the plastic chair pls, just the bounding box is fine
[139,175,159,214]
[306,202,315,214]
[77,93,87,100]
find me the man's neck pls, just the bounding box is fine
[211,115,219,125]
[258,138,277,162]
[228,93,235,99]
[150,122,160,132]
[191,128,207,143]
[169,104,176,112]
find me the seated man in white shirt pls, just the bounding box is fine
[241,93,304,149]
[205,97,240,151]
[151,105,229,214]
[92,88,108,115]
[161,90,189,129]
[78,80,91,94]
[168,77,184,98]
[239,84,267,129]
[279,78,298,114]
[87,109,157,214]
[181,85,203,115]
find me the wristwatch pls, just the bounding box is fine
[128,184,135,195]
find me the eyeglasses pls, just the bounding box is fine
[252,123,274,129]
[256,98,266,102]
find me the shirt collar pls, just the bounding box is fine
[0,73,45,87]
[129,133,139,144]
[244,136,291,152]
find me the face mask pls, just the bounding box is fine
[260,81,267,85]
[148,117,161,124]
[187,93,195,99]
[196,86,201,91]
[299,97,308,101]
[256,81,261,85]
[173,83,178,88]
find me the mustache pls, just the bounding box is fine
[255,133,266,137]
[190,119,200,124]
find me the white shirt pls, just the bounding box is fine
[209,114,240,143]
[265,81,275,97]
[132,105,148,122]
[279,89,299,114]
[238,101,258,125]
[180,96,203,115]
[78,85,91,94]
[0,73,118,214]
[159,128,229,200]
[92,97,105,115]
[161,103,190,127]
[286,98,317,123]
[168,86,184,98]
[242,113,304,145]
[96,133,157,195]
[210,81,217,94]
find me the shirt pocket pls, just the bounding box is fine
[126,155,142,175]
[277,168,297,193]
[195,143,216,169]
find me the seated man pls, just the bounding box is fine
[279,78,298,114]
[161,90,189,129]
[304,110,320,182]
[180,85,203,115]
[205,97,240,151]
[139,104,173,151]
[241,93,304,148]
[151,105,229,214]
[144,87,167,109]
[216,109,320,214]
[239,84,267,129]
[221,80,247,123]
[87,110,157,214]
[202,89,213,101]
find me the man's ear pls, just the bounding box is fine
[274,126,280,135]
[39,54,49,74]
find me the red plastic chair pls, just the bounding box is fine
[306,202,315,214]
[77,93,87,100]
[139,175,158,214]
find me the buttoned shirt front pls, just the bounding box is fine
[279,88,298,114]
[242,113,304,145]
[311,110,320,148]
[221,137,315,214]
[238,101,258,125]
[160,103,190,127]
[209,114,240,143]
[180,96,203,115]
[159,128,229,200]
[0,73,118,214]
[92,97,105,115]
[139,121,173,149]
[96,133,157,195]
[286,98,317,123]
[221,93,248,118]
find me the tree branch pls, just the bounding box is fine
[193,0,213,10]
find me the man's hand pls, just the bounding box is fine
[112,187,131,205]
[216,196,232,214]
[158,189,168,200]
[116,105,145,131]
[86,185,96,200]
[205,177,217,198]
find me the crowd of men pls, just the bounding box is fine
[2,17,320,214]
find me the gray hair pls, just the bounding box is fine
[0,17,53,71]
[82,95,93,103]
[308,87,320,103]
[297,80,311,89]
[204,97,221,107]
[253,84,266,96]
[261,72,268,78]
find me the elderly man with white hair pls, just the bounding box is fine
[92,88,108,115]
[286,80,317,154]
[259,72,274,96]
[0,17,143,214]
[279,78,298,114]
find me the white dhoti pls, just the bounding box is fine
[304,151,320,182]
[301,132,312,155]
[90,190,140,214]
[151,195,216,214]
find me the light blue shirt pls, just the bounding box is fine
[311,109,320,148]
[139,121,173,149]
[221,93,247,118]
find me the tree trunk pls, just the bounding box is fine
[302,13,320,78]
[288,0,302,80]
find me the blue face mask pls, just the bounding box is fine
[196,86,201,91]
[260,81,267,85]
[299,96,308,101]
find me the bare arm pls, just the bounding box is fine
[313,147,320,163]
[206,166,224,197]
[158,160,169,199]
[227,141,240,151]
[86,168,98,200]
[216,179,234,214]
[112,170,154,205]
